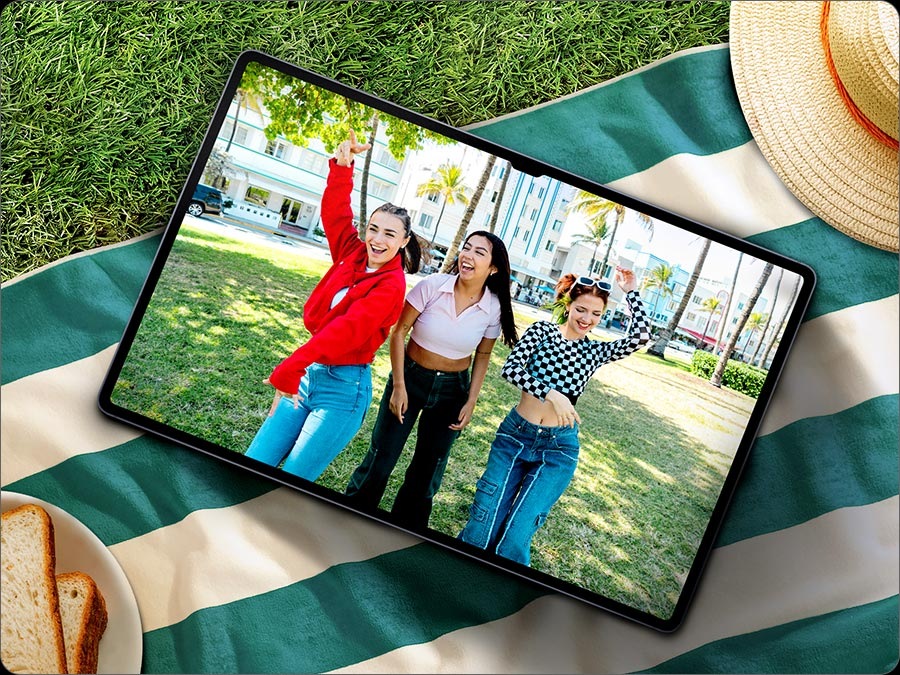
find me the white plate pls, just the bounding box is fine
[1,491,143,674]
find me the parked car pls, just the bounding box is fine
[667,340,696,355]
[187,183,224,217]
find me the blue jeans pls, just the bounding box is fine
[245,363,372,481]
[459,407,580,566]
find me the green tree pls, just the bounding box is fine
[759,274,800,369]
[641,263,676,330]
[713,252,743,355]
[647,238,711,358]
[238,62,451,229]
[750,267,784,367]
[738,312,768,361]
[711,262,774,387]
[697,296,723,349]
[567,192,653,278]
[441,155,497,273]
[416,163,470,245]
[571,219,611,275]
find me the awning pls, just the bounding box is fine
[676,326,718,346]
[536,285,555,293]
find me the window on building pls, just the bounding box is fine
[245,186,270,207]
[234,126,248,145]
[419,213,434,230]
[298,149,326,174]
[686,311,697,322]
[498,165,506,179]
[522,229,530,240]
[538,187,545,198]
[265,139,288,160]
[490,191,498,203]
[221,121,234,140]
[369,178,393,200]
[692,294,703,304]
[483,213,492,227]
[545,240,555,252]
[373,145,401,170]
[551,219,562,232]
[528,208,538,221]
[426,192,439,203]
[513,225,520,238]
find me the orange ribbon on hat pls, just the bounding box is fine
[821,0,899,151]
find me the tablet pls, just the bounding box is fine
[99,50,815,632]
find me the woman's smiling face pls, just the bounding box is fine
[457,235,496,283]
[566,293,607,337]
[365,211,409,269]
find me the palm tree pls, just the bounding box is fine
[567,192,653,278]
[417,163,470,245]
[488,160,512,234]
[641,263,676,331]
[697,296,723,349]
[356,111,380,232]
[647,238,711,358]
[571,220,611,275]
[750,267,784,367]
[710,262,774,387]
[738,312,768,361]
[759,275,800,369]
[440,154,497,273]
[713,252,744,355]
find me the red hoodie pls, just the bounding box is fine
[268,160,407,393]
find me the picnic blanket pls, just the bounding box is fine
[2,44,897,673]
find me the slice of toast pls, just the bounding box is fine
[1,504,68,674]
[56,572,108,674]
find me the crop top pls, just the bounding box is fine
[501,290,651,405]
[407,273,502,360]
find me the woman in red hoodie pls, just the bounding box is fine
[245,131,421,481]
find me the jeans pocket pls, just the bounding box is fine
[475,477,498,496]
[468,502,488,523]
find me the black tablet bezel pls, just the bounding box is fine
[98,49,816,632]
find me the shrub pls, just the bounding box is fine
[691,351,767,398]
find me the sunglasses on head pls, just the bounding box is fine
[576,276,612,291]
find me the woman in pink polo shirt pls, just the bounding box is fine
[345,230,517,529]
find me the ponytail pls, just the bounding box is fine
[401,232,423,274]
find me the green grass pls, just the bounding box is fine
[1,1,729,280]
[113,223,755,619]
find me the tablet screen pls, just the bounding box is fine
[100,51,814,631]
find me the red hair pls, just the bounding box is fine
[555,273,610,308]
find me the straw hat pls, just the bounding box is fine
[730,1,899,252]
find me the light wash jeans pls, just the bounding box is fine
[459,407,579,566]
[245,362,372,481]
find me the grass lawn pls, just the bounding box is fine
[2,1,730,280]
[113,223,755,619]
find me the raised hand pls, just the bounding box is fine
[263,377,300,416]
[334,129,372,167]
[615,266,637,293]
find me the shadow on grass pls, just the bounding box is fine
[111,226,329,452]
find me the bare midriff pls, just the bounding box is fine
[515,392,568,427]
[407,338,472,373]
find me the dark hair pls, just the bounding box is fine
[371,202,421,273]
[555,273,610,309]
[449,230,518,347]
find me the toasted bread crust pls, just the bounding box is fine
[56,572,108,674]
[1,504,68,674]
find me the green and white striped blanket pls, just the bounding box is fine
[2,45,897,673]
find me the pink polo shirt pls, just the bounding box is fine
[407,273,502,360]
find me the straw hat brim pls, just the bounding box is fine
[730,1,899,252]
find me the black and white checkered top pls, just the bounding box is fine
[501,290,652,405]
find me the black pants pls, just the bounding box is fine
[345,358,469,529]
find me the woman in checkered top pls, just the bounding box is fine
[459,268,651,566]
